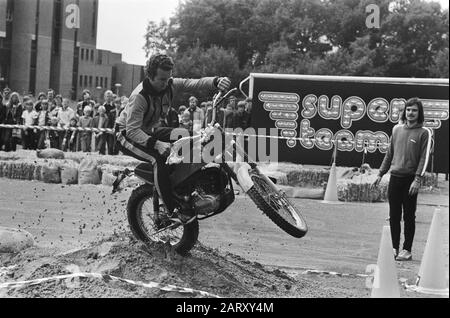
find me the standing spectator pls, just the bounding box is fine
[76,89,96,118]
[0,93,4,150]
[21,97,39,150]
[222,102,235,129]
[78,106,93,152]
[57,98,75,149]
[48,117,61,149]
[187,96,204,133]
[233,101,250,129]
[2,87,12,106]
[36,99,51,149]
[102,90,115,155]
[228,95,237,110]
[62,117,78,152]
[179,111,193,132]
[373,98,432,261]
[203,100,213,127]
[47,89,56,110]
[178,105,187,124]
[49,94,63,119]
[92,105,109,155]
[2,92,23,151]
[110,96,123,154]
[34,92,47,112]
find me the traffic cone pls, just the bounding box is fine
[321,162,340,203]
[413,209,449,296]
[371,226,400,298]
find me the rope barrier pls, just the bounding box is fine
[0,124,389,147]
[0,124,114,134]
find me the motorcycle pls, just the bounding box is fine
[112,88,308,255]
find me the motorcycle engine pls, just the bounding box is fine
[191,188,221,215]
[175,167,228,215]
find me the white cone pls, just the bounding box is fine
[413,209,449,296]
[371,226,400,298]
[321,162,340,204]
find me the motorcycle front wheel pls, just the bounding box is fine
[247,170,308,238]
[127,184,199,255]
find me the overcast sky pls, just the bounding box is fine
[96,0,449,66]
[97,0,180,65]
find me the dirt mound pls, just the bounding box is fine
[0,232,329,298]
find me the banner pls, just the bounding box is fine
[248,74,449,173]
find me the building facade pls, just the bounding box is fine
[0,0,143,100]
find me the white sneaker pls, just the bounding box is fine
[396,249,412,261]
[393,248,399,259]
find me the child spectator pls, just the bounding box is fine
[233,101,251,129]
[92,105,109,155]
[222,103,235,129]
[21,97,39,150]
[78,106,93,152]
[178,105,187,124]
[48,117,60,149]
[34,92,47,112]
[36,99,51,149]
[62,117,78,152]
[179,111,193,133]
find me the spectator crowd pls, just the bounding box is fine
[0,87,252,155]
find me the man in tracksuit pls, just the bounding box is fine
[115,54,230,219]
[373,97,432,261]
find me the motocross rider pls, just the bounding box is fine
[115,53,231,218]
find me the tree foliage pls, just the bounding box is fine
[143,0,449,80]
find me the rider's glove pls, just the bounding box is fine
[215,77,231,92]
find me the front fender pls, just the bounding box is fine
[234,162,254,192]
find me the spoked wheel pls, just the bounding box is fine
[127,184,199,255]
[247,170,308,238]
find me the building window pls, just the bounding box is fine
[79,75,83,87]
[90,50,94,61]
[95,76,98,87]
[80,48,84,60]
[89,76,92,87]
[100,77,103,87]
[104,78,108,89]
[84,75,88,87]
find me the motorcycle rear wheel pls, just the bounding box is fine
[127,184,199,255]
[247,170,308,238]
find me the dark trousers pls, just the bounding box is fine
[116,127,177,213]
[106,133,115,155]
[21,129,36,150]
[388,175,418,252]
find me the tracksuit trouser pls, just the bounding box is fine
[388,175,418,252]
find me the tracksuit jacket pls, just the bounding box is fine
[378,123,432,179]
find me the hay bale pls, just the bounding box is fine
[61,160,79,185]
[41,160,61,183]
[78,158,101,185]
[286,168,330,188]
[337,174,388,202]
[36,148,65,159]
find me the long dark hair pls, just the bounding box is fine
[401,97,424,124]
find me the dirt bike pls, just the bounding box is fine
[112,88,308,255]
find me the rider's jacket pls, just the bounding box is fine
[116,76,218,148]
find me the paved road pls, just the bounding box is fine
[0,178,448,282]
